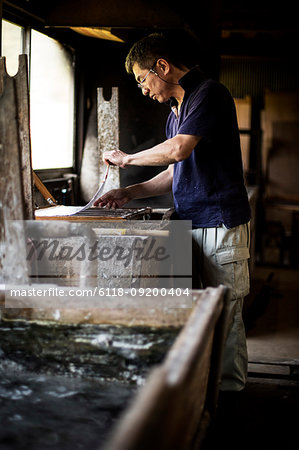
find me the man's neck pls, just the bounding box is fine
[171,67,189,107]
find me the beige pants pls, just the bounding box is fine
[192,222,250,391]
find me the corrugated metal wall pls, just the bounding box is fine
[220,57,299,101]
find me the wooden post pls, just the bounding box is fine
[0,55,34,220]
[0,60,28,284]
[14,55,35,219]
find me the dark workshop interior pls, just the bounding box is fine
[0,1,298,449]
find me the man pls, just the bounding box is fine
[95,33,251,396]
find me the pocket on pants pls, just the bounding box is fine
[214,246,250,300]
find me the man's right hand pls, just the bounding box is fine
[93,188,131,209]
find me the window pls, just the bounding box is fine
[1,20,23,76]
[1,21,75,170]
[30,30,75,170]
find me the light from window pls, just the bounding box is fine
[30,30,74,169]
[1,20,23,76]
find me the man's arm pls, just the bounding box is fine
[94,165,174,209]
[103,134,201,168]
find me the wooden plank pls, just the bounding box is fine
[0,55,34,220]
[1,285,198,327]
[103,286,227,450]
[14,55,34,219]
[0,59,26,219]
[0,58,28,284]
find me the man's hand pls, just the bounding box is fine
[93,188,131,209]
[103,150,128,168]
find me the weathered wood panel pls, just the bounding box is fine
[103,286,228,450]
[0,57,28,284]
[0,55,34,220]
[1,289,194,327]
[14,55,34,220]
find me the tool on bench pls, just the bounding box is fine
[33,171,58,206]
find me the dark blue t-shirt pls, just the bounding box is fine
[166,67,251,228]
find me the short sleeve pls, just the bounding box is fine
[178,81,229,139]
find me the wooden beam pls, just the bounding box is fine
[104,287,227,450]
[0,58,29,284]
[0,56,34,220]
[45,0,184,28]
[14,55,34,219]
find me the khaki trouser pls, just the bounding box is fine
[192,222,250,391]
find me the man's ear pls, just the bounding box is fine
[156,58,170,75]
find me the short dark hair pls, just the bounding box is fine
[125,32,199,74]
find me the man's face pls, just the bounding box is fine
[132,62,171,103]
